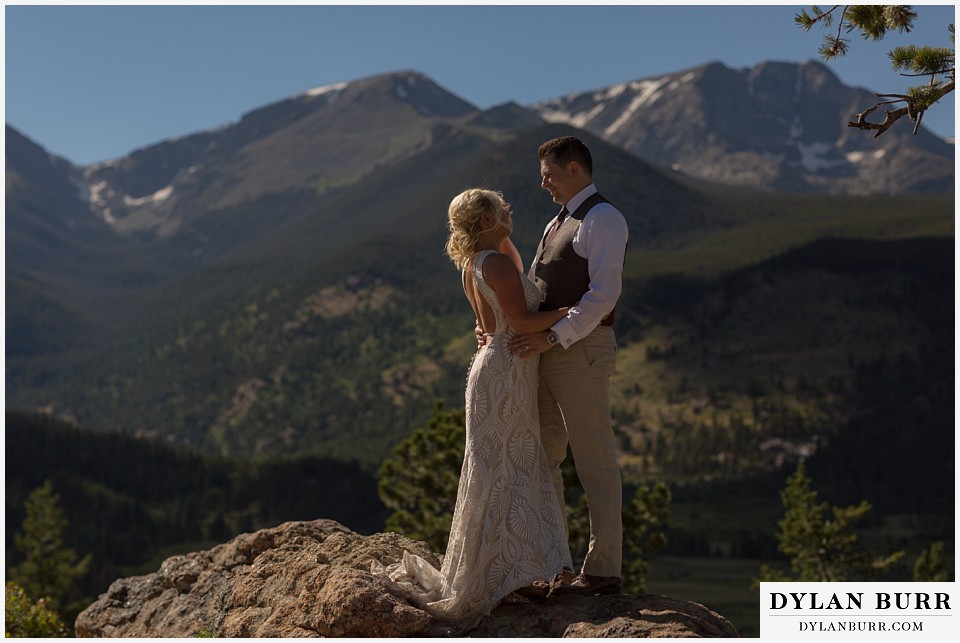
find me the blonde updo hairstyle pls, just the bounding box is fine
[445,188,511,270]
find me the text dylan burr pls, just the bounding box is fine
[770,592,951,611]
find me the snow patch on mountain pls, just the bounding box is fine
[792,141,846,173]
[537,71,694,133]
[123,185,174,207]
[88,181,116,224]
[542,103,605,129]
[598,84,628,101]
[305,81,348,98]
[604,76,672,136]
[846,149,887,163]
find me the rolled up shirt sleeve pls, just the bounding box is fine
[551,203,628,348]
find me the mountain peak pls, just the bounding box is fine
[531,60,953,194]
[72,68,486,241]
[347,70,477,117]
[463,101,543,132]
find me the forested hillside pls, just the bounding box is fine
[5,412,387,602]
[612,236,954,567]
[613,235,954,488]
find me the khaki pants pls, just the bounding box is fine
[538,325,622,578]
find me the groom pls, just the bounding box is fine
[510,135,628,595]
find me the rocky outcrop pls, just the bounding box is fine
[75,520,738,638]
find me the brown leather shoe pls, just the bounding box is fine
[548,567,577,593]
[549,573,621,596]
[512,580,550,602]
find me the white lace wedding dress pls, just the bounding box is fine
[372,250,571,626]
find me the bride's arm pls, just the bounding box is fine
[481,252,568,334]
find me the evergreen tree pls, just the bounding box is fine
[377,401,465,551]
[913,541,950,582]
[622,482,671,594]
[755,463,903,584]
[10,481,91,615]
[796,5,955,136]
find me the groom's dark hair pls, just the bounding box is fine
[538,136,593,176]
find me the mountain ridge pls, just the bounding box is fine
[77,71,487,242]
[533,60,954,194]
[11,60,949,237]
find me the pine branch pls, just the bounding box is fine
[796,5,842,33]
[823,6,850,59]
[848,80,955,136]
[898,70,955,78]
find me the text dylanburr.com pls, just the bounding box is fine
[760,582,956,639]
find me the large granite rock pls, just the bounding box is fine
[75,519,738,638]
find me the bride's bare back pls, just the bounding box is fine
[463,267,499,335]
[463,251,568,337]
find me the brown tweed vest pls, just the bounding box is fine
[533,192,611,312]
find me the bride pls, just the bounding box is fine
[372,188,572,627]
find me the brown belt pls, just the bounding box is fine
[600,309,615,326]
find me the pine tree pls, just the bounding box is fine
[913,541,950,582]
[10,480,91,614]
[755,463,904,584]
[377,401,465,551]
[796,5,955,136]
[622,482,671,594]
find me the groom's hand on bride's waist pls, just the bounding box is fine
[508,331,552,358]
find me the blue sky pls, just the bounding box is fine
[4,2,956,165]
